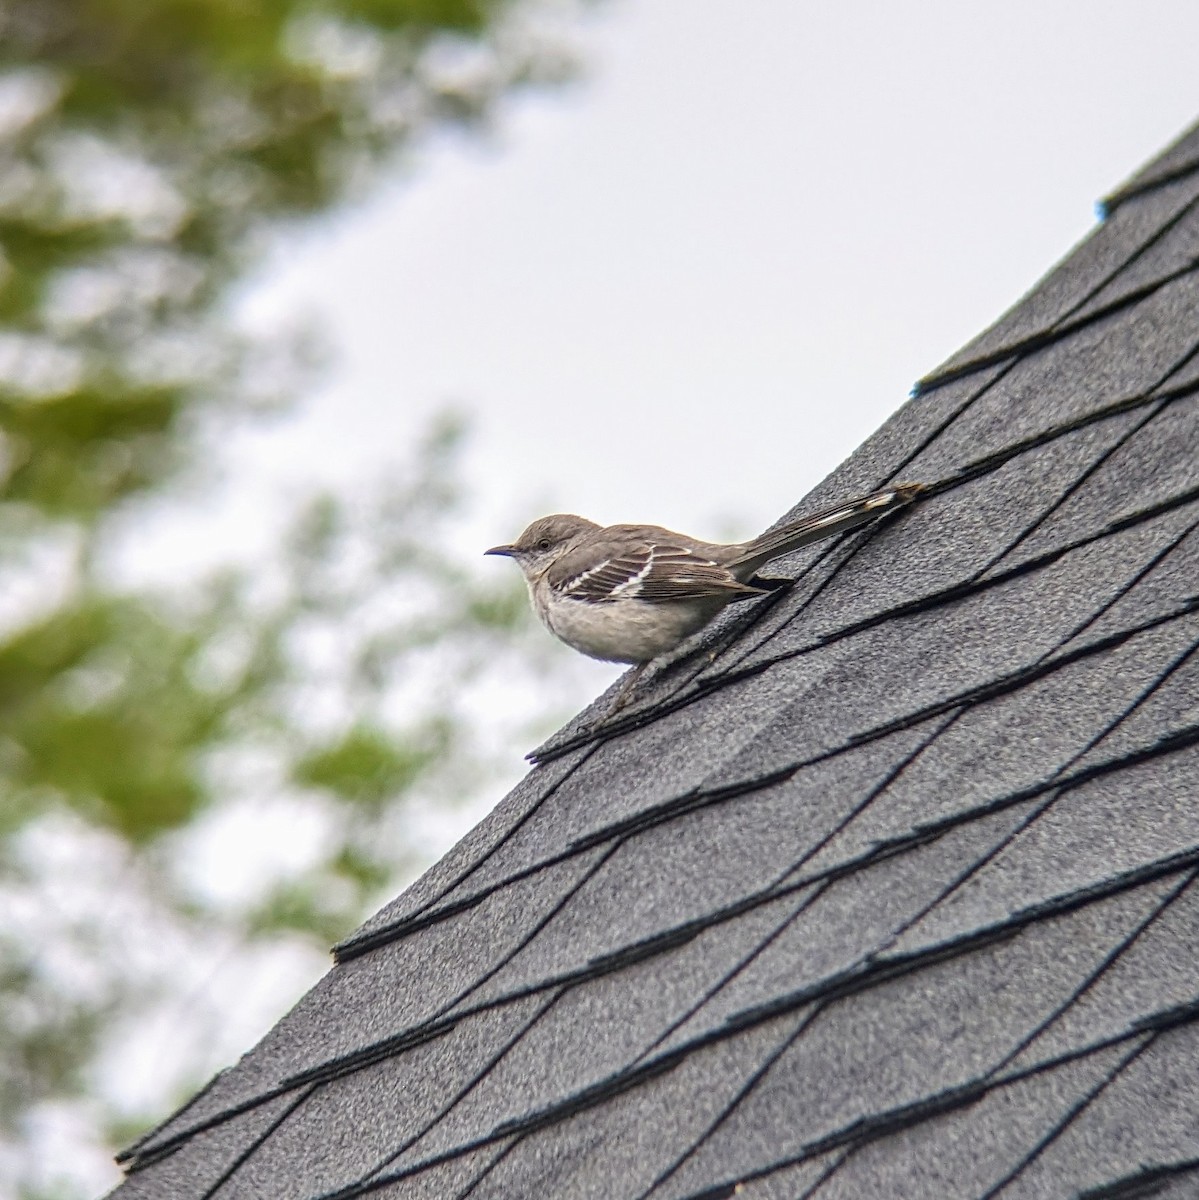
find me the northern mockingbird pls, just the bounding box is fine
[486,483,924,668]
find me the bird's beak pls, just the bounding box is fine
[484,544,515,557]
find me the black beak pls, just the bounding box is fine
[485,544,515,557]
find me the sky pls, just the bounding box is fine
[116,0,1199,763]
[65,6,1199,1193]
[218,0,1199,570]
[103,0,1199,905]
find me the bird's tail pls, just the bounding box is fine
[729,482,925,574]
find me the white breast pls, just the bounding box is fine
[532,585,720,664]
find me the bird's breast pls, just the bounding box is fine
[535,590,720,664]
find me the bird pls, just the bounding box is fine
[485,483,925,675]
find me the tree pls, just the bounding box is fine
[0,3,585,1195]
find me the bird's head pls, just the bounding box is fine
[485,514,600,579]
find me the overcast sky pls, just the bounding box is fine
[110,0,1199,709]
[215,1,1199,546]
[79,8,1199,1187]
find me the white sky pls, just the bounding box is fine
[103,0,1199,857]
[221,0,1199,563]
[111,0,1199,921]
[67,9,1199,1193]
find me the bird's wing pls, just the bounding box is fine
[550,537,766,604]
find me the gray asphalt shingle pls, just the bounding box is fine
[1003,1023,1199,1198]
[808,1044,1138,1200]
[1104,118,1199,211]
[110,121,1199,1200]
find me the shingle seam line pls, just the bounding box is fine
[797,1155,848,1200]
[313,1140,515,1200]
[663,1038,1032,1200]
[333,745,599,962]
[720,847,1199,1044]
[845,601,1199,746]
[120,1026,461,1170]
[334,770,794,963]
[633,1008,823,1200]
[345,992,560,1195]
[297,847,623,1099]
[683,1029,1163,1200]
[916,254,1199,394]
[922,162,1199,392]
[197,1084,316,1199]
[423,839,623,1030]
[971,334,1199,580]
[314,935,1199,1200]
[674,1184,739,1200]
[396,619,1199,971]
[854,618,1199,972]
[978,1035,1154,1200]
[454,1138,515,1200]
[1103,153,1199,215]
[977,406,1174,580]
[625,880,831,1072]
[323,1033,721,1200]
[921,378,1198,504]
[1078,1157,1199,1200]
[767,712,962,891]
[822,483,1199,655]
[991,870,1199,1079]
[786,874,1199,1200]
[648,711,967,1074]
[120,1081,315,1177]
[115,1066,227,1163]
[874,716,1199,870]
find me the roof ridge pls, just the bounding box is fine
[917,252,1199,395]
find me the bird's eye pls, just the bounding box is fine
[537,538,552,551]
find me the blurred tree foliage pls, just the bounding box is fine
[0,1,581,1195]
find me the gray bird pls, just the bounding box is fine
[486,483,924,667]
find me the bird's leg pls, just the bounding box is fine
[604,662,647,716]
[603,577,798,720]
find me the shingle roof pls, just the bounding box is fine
[110,119,1199,1200]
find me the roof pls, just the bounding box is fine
[110,120,1199,1200]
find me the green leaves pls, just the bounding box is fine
[0,1,583,1193]
[1,385,184,518]
[294,721,448,810]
